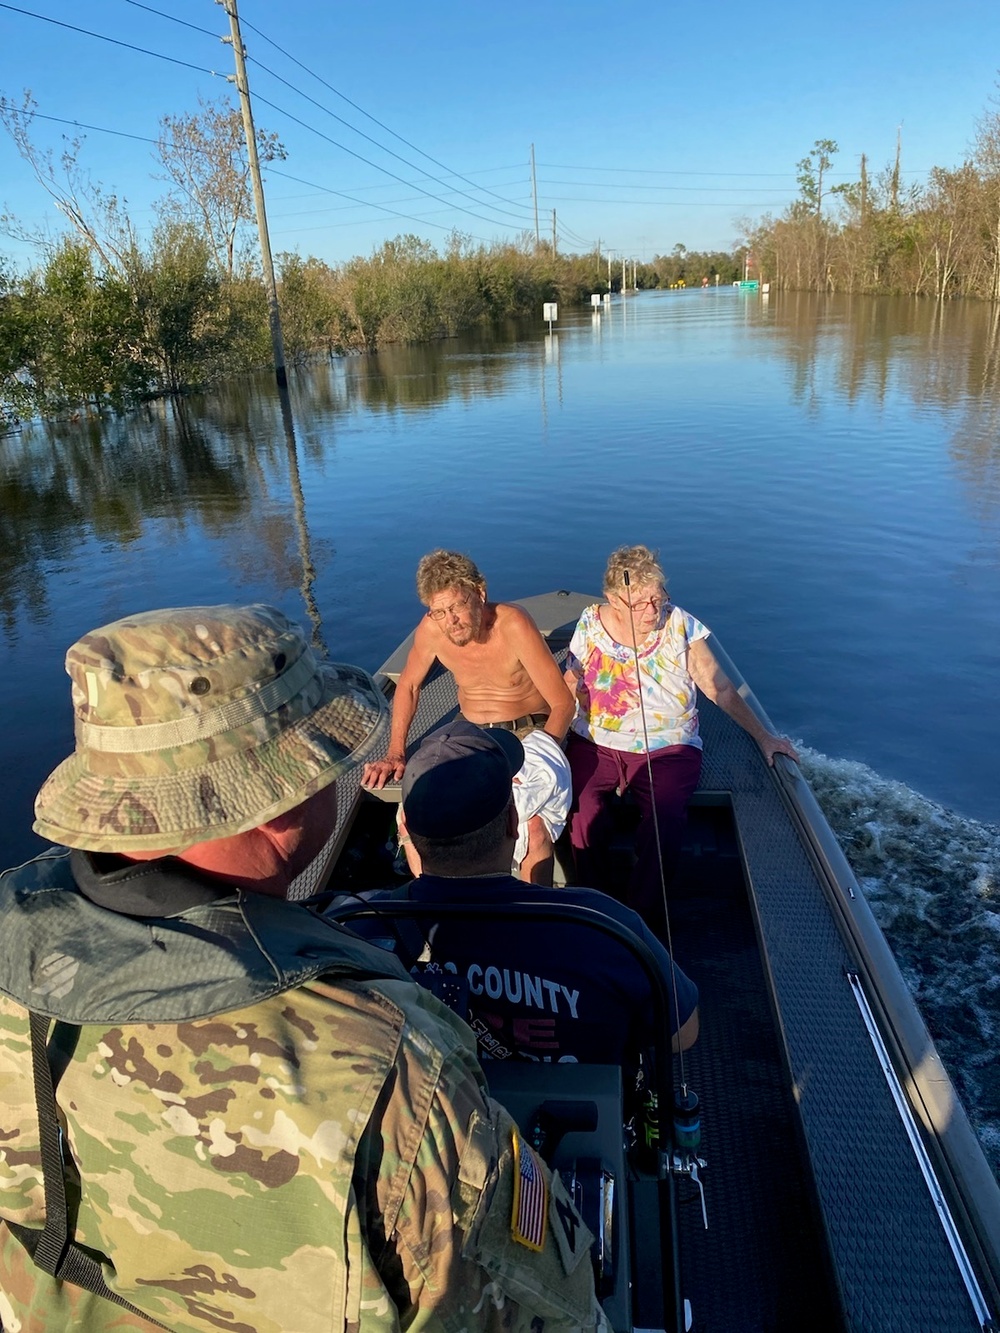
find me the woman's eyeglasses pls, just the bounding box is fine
[618,594,664,614]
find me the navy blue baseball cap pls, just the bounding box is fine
[401,720,524,839]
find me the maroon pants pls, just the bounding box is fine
[567,733,703,937]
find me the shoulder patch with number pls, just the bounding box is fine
[510,1129,548,1251]
[549,1168,590,1275]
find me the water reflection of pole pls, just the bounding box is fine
[538,337,548,436]
[983,300,1000,395]
[542,330,563,417]
[278,388,327,656]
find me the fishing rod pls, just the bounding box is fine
[622,569,705,1221]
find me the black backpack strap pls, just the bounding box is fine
[7,1011,171,1330]
[21,1011,69,1274]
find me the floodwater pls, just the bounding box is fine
[1,287,998,1167]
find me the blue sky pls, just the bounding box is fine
[1,0,998,272]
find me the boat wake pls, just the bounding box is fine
[800,747,1000,1178]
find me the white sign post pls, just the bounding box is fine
[591,294,602,309]
[543,302,558,334]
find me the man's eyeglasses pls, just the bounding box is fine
[427,593,473,621]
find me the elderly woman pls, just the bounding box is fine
[564,545,798,934]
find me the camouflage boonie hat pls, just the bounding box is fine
[33,604,387,853]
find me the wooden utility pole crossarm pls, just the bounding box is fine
[218,0,287,390]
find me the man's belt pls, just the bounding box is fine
[479,712,549,732]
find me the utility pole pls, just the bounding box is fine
[219,0,287,390]
[530,144,540,250]
[891,126,901,213]
[622,256,626,292]
[552,209,557,256]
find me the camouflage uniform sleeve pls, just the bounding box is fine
[360,983,608,1333]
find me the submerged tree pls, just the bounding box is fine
[0,258,37,425]
[18,239,147,413]
[132,222,227,394]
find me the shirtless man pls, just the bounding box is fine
[362,550,574,884]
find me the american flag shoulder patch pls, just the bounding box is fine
[510,1129,548,1251]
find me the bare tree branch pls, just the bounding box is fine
[154,96,286,280]
[0,90,139,272]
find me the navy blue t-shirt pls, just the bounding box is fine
[350,875,697,1068]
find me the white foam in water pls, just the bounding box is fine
[799,747,1000,1177]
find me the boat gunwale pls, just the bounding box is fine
[706,634,1000,1312]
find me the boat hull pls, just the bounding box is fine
[319,589,1000,1331]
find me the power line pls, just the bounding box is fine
[270,206,498,239]
[21,0,531,237]
[116,0,536,227]
[269,188,528,224]
[122,0,218,40]
[0,95,526,238]
[544,197,787,208]
[541,160,930,180]
[0,1,225,77]
[541,161,804,178]
[267,167,492,243]
[239,13,538,221]
[245,52,534,229]
[268,168,530,207]
[261,179,531,210]
[266,193,582,250]
[553,216,591,246]
[250,90,518,233]
[0,98,526,214]
[539,179,808,195]
[0,99,158,145]
[0,17,526,238]
[0,6,824,246]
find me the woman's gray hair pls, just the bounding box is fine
[602,545,667,597]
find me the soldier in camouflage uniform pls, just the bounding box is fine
[0,604,605,1333]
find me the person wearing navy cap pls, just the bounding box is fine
[375,720,699,1073]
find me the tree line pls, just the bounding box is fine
[0,94,744,423]
[0,230,730,424]
[743,103,1000,299]
[23,81,1000,420]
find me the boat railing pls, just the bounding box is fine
[707,634,1000,1308]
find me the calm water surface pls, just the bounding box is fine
[2,288,998,1163]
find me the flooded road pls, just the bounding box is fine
[3,286,998,1165]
